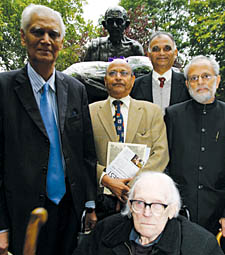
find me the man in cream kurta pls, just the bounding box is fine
[89,59,169,205]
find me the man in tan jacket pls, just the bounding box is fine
[89,59,168,207]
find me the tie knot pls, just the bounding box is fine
[158,77,166,88]
[113,100,123,107]
[43,83,49,93]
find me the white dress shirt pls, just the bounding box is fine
[152,69,172,115]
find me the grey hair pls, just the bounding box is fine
[121,171,182,218]
[184,55,220,79]
[148,31,177,51]
[21,4,65,39]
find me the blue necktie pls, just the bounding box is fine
[113,100,124,143]
[40,83,66,204]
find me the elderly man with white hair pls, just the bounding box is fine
[0,3,97,255]
[165,56,225,248]
[74,171,223,255]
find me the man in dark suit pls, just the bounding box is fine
[0,4,96,255]
[131,31,190,114]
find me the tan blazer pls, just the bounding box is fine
[89,97,169,183]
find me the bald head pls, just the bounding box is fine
[104,59,135,99]
[106,59,131,73]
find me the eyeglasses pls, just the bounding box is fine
[107,71,131,77]
[188,73,215,83]
[130,200,168,216]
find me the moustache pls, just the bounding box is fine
[195,85,209,92]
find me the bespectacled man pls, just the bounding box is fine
[74,171,223,255]
[165,55,225,252]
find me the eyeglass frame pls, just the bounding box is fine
[130,199,169,216]
[107,70,133,77]
[187,73,216,83]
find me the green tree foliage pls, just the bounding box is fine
[125,6,154,54]
[0,0,98,71]
[188,0,225,99]
[119,0,225,100]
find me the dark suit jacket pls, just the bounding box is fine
[0,66,97,254]
[131,70,190,105]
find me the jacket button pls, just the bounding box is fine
[43,167,47,174]
[201,128,206,133]
[198,185,203,190]
[198,166,203,170]
[39,194,45,201]
[201,146,205,152]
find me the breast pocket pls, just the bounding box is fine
[134,129,152,146]
[67,112,82,132]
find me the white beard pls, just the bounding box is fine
[188,81,217,104]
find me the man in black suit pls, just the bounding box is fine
[0,4,96,255]
[131,31,190,114]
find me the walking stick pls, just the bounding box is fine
[216,231,223,246]
[23,208,48,255]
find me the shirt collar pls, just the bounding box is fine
[129,228,161,247]
[153,69,172,82]
[27,62,56,93]
[109,95,130,109]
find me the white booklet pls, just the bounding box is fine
[106,142,149,179]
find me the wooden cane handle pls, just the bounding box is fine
[216,231,223,246]
[23,208,48,255]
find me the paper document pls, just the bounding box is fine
[106,142,149,179]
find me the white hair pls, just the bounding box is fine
[21,4,65,39]
[122,171,182,218]
[184,55,220,79]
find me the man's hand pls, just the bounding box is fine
[84,211,97,233]
[219,218,225,237]
[102,175,132,202]
[0,231,8,255]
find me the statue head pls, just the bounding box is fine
[102,6,130,42]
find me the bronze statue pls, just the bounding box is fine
[84,6,144,62]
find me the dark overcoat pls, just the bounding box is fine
[74,213,223,255]
[0,66,97,254]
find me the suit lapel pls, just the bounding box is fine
[98,99,118,141]
[14,66,48,137]
[126,99,143,143]
[147,72,153,102]
[137,72,153,102]
[55,71,68,134]
[170,70,182,105]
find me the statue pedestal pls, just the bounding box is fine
[63,56,152,104]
